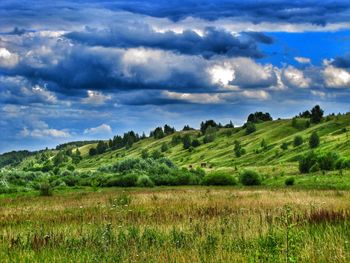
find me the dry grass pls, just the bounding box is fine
[1,187,350,262]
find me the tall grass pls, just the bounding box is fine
[1,187,349,262]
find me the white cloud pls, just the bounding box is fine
[0,48,19,68]
[84,124,112,135]
[323,65,350,88]
[282,66,311,88]
[163,91,222,104]
[294,57,311,64]
[81,90,111,105]
[20,127,70,138]
[21,84,57,103]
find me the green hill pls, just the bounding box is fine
[1,111,350,193]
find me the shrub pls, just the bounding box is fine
[161,143,169,152]
[240,170,261,186]
[285,177,295,186]
[293,135,303,147]
[280,142,288,150]
[106,174,138,187]
[137,175,155,187]
[183,135,192,149]
[299,152,317,173]
[39,182,52,196]
[245,122,256,135]
[234,140,246,157]
[191,139,201,148]
[309,131,320,148]
[202,171,236,186]
[317,152,339,171]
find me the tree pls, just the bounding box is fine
[234,140,245,157]
[260,139,267,149]
[89,148,97,156]
[280,142,288,150]
[247,112,272,123]
[164,124,175,135]
[96,141,108,154]
[200,120,218,134]
[161,143,169,152]
[151,127,165,139]
[298,110,311,118]
[224,120,234,128]
[245,122,256,135]
[309,131,320,148]
[171,134,182,145]
[293,135,303,147]
[151,150,163,159]
[182,125,194,131]
[191,139,201,148]
[183,134,192,150]
[203,126,217,143]
[310,105,324,123]
[141,149,149,159]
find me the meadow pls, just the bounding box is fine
[1,187,350,262]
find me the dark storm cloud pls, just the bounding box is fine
[65,26,273,58]
[3,45,213,95]
[332,54,350,69]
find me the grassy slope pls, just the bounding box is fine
[75,114,350,173]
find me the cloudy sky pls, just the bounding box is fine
[1,0,350,152]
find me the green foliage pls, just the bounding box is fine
[106,174,138,187]
[200,120,218,134]
[281,142,288,150]
[247,112,272,123]
[203,126,217,143]
[202,171,236,186]
[161,143,169,152]
[299,152,317,173]
[293,136,303,147]
[309,131,320,148]
[137,175,155,187]
[245,122,256,135]
[141,149,149,159]
[182,135,192,150]
[310,105,324,124]
[234,140,246,157]
[39,182,52,196]
[240,170,261,186]
[151,150,163,159]
[191,139,201,148]
[89,148,97,156]
[317,152,339,171]
[171,134,182,145]
[285,177,295,186]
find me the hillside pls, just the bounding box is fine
[1,111,350,192]
[75,114,350,170]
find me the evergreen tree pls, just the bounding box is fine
[310,105,324,123]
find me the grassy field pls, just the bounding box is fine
[1,187,350,262]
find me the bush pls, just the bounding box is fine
[106,174,138,187]
[309,131,320,148]
[161,143,169,152]
[285,177,295,186]
[137,175,155,187]
[239,170,261,186]
[299,152,317,173]
[191,139,201,148]
[317,152,339,171]
[39,182,52,196]
[280,142,288,150]
[245,122,256,135]
[293,135,303,147]
[202,171,236,186]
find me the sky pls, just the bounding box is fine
[0,0,350,153]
